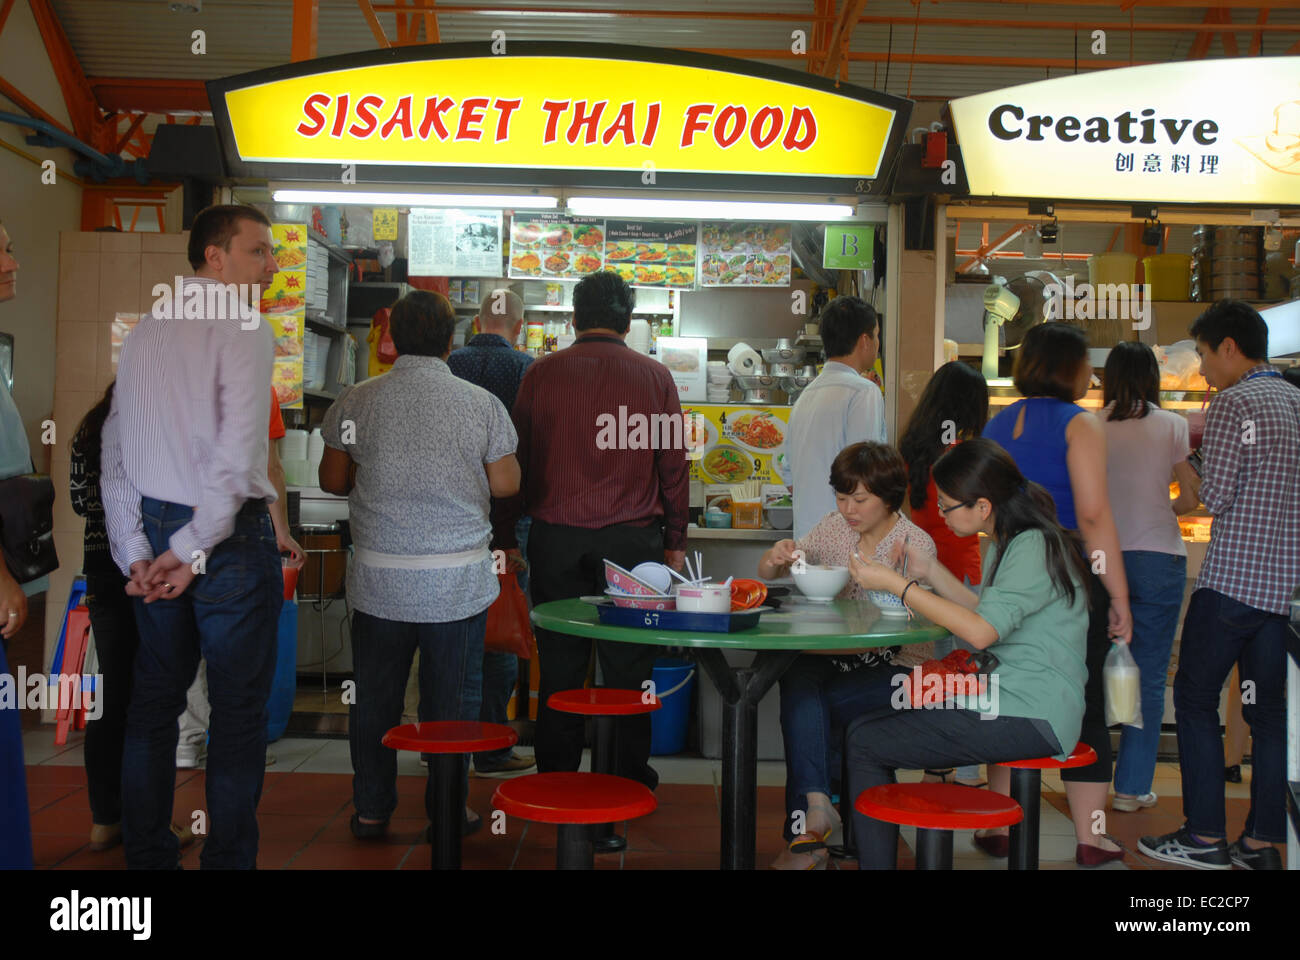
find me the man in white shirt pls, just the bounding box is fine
[101,204,283,869]
[787,296,886,538]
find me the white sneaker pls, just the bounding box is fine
[1112,792,1157,812]
[176,744,207,769]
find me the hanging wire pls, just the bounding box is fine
[883,23,893,92]
[906,1,922,98]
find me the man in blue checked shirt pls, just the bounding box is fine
[1139,301,1300,871]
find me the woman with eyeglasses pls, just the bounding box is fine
[847,438,1089,869]
[978,321,1132,866]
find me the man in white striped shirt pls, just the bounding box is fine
[101,204,284,869]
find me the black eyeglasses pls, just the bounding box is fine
[936,499,973,515]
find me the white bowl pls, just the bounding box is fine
[792,565,850,602]
[630,562,673,595]
[673,583,731,613]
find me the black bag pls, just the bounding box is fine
[0,472,59,583]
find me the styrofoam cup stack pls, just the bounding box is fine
[627,319,652,354]
[281,429,309,461]
[307,428,326,475]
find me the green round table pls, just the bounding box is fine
[531,596,946,870]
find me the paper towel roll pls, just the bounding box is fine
[727,343,762,377]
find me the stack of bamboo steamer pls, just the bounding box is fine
[1191,225,1263,302]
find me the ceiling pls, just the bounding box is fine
[48,0,1300,102]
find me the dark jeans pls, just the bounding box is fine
[83,571,140,826]
[1173,588,1288,842]
[122,498,282,869]
[847,708,1060,869]
[0,637,33,869]
[1060,571,1114,783]
[476,515,530,768]
[352,608,485,821]
[528,518,662,789]
[778,655,898,839]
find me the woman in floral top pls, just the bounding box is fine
[757,442,935,869]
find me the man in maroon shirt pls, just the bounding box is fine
[510,271,689,793]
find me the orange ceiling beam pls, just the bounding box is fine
[822,0,870,80]
[27,0,114,152]
[88,78,210,113]
[291,0,319,62]
[1250,10,1269,55]
[0,75,74,135]
[686,48,1154,70]
[1188,9,1216,57]
[385,4,831,22]
[853,12,1298,34]
[0,0,16,37]
[356,0,391,47]
[1216,9,1240,56]
[413,0,438,43]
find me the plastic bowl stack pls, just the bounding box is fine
[707,362,733,402]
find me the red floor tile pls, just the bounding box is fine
[288,840,415,869]
[23,765,89,785]
[33,833,92,867]
[25,782,85,814]
[640,803,720,828]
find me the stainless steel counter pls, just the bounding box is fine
[686,524,787,541]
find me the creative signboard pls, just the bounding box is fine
[949,57,1300,206]
[208,42,911,193]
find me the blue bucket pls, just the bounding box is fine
[649,658,696,755]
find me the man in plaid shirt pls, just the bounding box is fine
[1140,301,1300,871]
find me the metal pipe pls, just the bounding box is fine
[0,110,147,182]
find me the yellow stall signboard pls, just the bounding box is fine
[686,404,792,486]
[209,44,910,191]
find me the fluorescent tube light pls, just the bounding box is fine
[565,197,855,221]
[271,189,559,209]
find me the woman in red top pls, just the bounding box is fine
[898,360,989,786]
[899,361,989,583]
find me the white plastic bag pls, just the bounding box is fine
[1103,641,1143,728]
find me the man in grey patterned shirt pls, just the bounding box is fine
[319,290,520,842]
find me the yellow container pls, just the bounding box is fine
[1142,254,1192,301]
[1087,252,1138,288]
[731,500,762,529]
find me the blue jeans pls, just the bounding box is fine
[1173,588,1288,842]
[476,516,529,767]
[352,608,485,821]
[122,498,282,869]
[1113,550,1186,797]
[778,656,899,839]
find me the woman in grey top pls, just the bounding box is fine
[319,290,520,841]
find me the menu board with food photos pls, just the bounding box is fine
[683,404,793,486]
[605,221,698,289]
[509,215,605,280]
[700,223,792,287]
[266,223,307,409]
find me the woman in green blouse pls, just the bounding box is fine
[847,438,1090,869]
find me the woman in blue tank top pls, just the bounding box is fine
[980,322,1134,867]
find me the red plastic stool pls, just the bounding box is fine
[492,772,657,869]
[997,741,1098,870]
[547,688,661,853]
[383,721,516,870]
[855,782,1022,869]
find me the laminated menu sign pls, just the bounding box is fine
[408,208,503,276]
[656,336,706,400]
[700,223,792,287]
[266,223,307,409]
[509,214,605,280]
[684,404,793,486]
[605,221,699,289]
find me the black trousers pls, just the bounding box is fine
[1060,571,1114,783]
[528,519,663,790]
[83,572,140,826]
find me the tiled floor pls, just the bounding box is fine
[22,730,1275,870]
